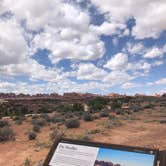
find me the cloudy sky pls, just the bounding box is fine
[0,0,166,95]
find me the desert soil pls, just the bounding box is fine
[0,106,166,166]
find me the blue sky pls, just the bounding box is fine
[96,148,155,166]
[0,0,166,95]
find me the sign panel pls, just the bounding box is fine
[43,137,160,166]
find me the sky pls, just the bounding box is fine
[0,0,166,95]
[96,148,155,166]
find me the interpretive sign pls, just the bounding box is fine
[43,137,165,166]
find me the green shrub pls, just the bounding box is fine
[93,114,99,119]
[50,128,58,141]
[160,120,166,124]
[108,115,117,120]
[15,119,23,125]
[23,158,31,166]
[31,118,47,127]
[65,118,80,128]
[33,124,40,132]
[100,111,109,117]
[88,129,101,134]
[132,105,140,112]
[111,101,122,110]
[0,120,9,128]
[28,131,37,140]
[40,114,52,122]
[0,126,14,142]
[115,109,124,115]
[78,134,91,141]
[83,113,94,121]
[51,117,65,123]
[88,97,109,111]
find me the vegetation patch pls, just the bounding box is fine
[65,118,80,128]
[0,126,14,142]
[83,112,94,121]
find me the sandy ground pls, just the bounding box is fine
[0,107,165,166]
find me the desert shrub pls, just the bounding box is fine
[77,133,91,141]
[72,103,84,112]
[88,97,109,111]
[28,131,37,140]
[79,135,91,141]
[31,118,47,127]
[109,115,117,120]
[144,104,153,109]
[14,115,25,125]
[15,119,23,125]
[115,109,124,115]
[23,158,31,166]
[88,129,101,134]
[103,118,122,129]
[132,105,141,112]
[160,120,166,124]
[100,110,109,117]
[52,117,65,123]
[0,126,14,141]
[65,118,80,128]
[83,113,94,121]
[32,115,40,119]
[65,113,74,119]
[40,114,52,123]
[93,114,99,119]
[38,107,50,113]
[111,101,122,110]
[33,124,40,132]
[0,120,9,128]
[50,128,58,141]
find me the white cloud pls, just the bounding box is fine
[3,0,90,31]
[104,53,128,70]
[152,60,164,66]
[32,26,105,63]
[1,0,105,64]
[127,42,145,55]
[0,59,65,82]
[76,63,107,80]
[0,80,110,94]
[91,0,166,39]
[147,78,166,86]
[143,48,163,58]
[155,78,166,85]
[127,61,152,73]
[0,19,29,65]
[121,82,142,89]
[90,22,126,36]
[103,71,132,85]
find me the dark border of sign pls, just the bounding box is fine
[43,136,159,166]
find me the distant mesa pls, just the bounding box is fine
[94,160,121,166]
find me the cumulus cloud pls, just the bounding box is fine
[104,53,128,70]
[90,22,126,36]
[0,19,29,65]
[76,63,107,80]
[155,78,166,85]
[121,82,142,89]
[32,26,105,64]
[0,0,165,94]
[143,48,163,59]
[103,70,132,85]
[127,42,145,55]
[0,80,110,94]
[91,0,166,39]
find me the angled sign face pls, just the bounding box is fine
[43,137,162,166]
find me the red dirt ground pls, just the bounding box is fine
[0,107,166,166]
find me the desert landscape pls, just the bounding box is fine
[0,93,165,166]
